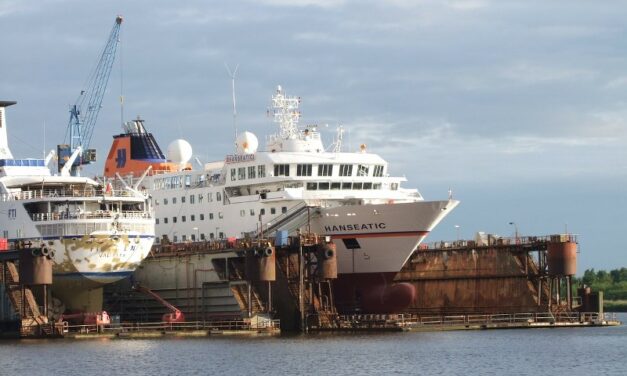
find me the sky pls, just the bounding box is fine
[0,0,625,273]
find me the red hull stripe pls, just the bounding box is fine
[330,231,429,239]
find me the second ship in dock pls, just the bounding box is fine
[104,86,458,312]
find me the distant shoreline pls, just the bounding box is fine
[604,300,627,312]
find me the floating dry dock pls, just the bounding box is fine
[0,233,622,338]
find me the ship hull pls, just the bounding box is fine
[30,232,154,311]
[314,200,458,274]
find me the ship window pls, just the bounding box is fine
[339,164,353,176]
[357,164,369,177]
[331,182,341,190]
[191,234,196,241]
[164,218,168,224]
[181,196,186,203]
[185,175,191,187]
[155,218,160,225]
[240,210,246,217]
[173,217,177,223]
[342,238,361,249]
[164,198,168,205]
[363,182,373,190]
[373,165,384,177]
[260,209,265,215]
[353,182,363,190]
[230,168,236,181]
[191,215,195,221]
[306,182,317,190]
[318,164,333,177]
[219,232,224,239]
[200,214,205,220]
[248,166,256,179]
[258,165,266,178]
[274,164,290,176]
[182,235,187,242]
[173,235,178,242]
[200,233,206,240]
[198,194,203,203]
[209,213,214,220]
[182,216,187,222]
[238,167,246,180]
[172,197,177,204]
[208,192,213,202]
[155,199,159,206]
[219,212,223,219]
[297,164,312,176]
[216,192,222,202]
[271,208,276,215]
[282,206,287,214]
[373,183,382,190]
[209,233,215,240]
[250,209,255,216]
[318,182,330,190]
[190,195,195,204]
[342,182,352,190]
[391,183,399,191]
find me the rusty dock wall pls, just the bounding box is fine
[396,235,576,315]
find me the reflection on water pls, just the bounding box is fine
[1,313,626,376]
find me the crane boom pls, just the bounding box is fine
[58,16,123,175]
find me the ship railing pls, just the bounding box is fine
[422,234,578,251]
[62,319,280,334]
[30,210,151,222]
[328,311,614,329]
[0,188,139,202]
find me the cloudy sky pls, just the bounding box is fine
[1,0,625,273]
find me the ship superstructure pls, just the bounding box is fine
[105,86,458,312]
[0,101,155,311]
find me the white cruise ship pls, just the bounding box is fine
[0,101,155,312]
[103,86,458,312]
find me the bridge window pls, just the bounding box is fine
[230,168,236,181]
[373,165,384,177]
[318,164,333,176]
[274,164,290,176]
[339,164,353,176]
[248,166,256,179]
[357,164,369,177]
[238,167,246,180]
[258,165,266,178]
[297,164,312,176]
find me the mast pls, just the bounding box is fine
[225,63,239,152]
[270,85,301,139]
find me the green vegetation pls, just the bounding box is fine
[574,268,627,311]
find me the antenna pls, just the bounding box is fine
[225,63,239,152]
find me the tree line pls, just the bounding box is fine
[574,268,627,300]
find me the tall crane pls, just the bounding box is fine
[57,16,123,176]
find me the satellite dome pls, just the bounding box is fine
[236,131,259,154]
[167,139,193,164]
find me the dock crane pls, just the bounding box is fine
[57,16,123,176]
[133,283,186,323]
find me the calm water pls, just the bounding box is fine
[1,314,626,376]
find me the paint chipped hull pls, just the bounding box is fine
[50,232,155,284]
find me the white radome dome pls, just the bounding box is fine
[167,139,193,164]
[236,131,259,154]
